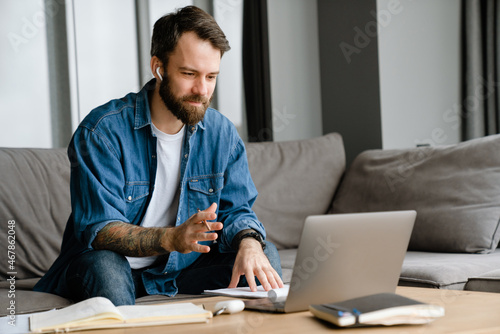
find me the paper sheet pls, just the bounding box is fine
[204,284,290,301]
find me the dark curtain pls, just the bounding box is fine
[461,0,500,140]
[242,0,273,142]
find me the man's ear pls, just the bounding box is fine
[150,56,163,81]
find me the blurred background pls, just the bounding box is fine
[1,0,464,164]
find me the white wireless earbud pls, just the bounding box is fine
[156,67,163,81]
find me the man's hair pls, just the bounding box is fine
[150,6,231,65]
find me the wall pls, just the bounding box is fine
[267,0,323,142]
[377,0,461,149]
[67,0,140,127]
[1,0,52,148]
[213,0,247,140]
[0,0,462,150]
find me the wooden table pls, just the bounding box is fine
[86,287,500,334]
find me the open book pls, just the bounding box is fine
[30,297,212,333]
[309,293,444,327]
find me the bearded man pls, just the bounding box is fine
[34,5,283,306]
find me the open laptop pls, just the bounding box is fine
[244,210,416,313]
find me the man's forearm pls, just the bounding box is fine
[92,221,170,257]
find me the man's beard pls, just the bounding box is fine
[158,75,212,126]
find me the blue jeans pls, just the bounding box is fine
[63,241,282,306]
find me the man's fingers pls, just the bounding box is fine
[193,243,211,253]
[255,269,272,291]
[195,212,217,222]
[263,270,278,290]
[199,231,218,241]
[274,271,284,288]
[204,222,223,231]
[195,204,219,229]
[228,269,240,289]
[177,240,210,254]
[246,270,258,292]
[192,212,222,231]
[211,222,223,230]
[204,202,218,213]
[192,220,222,232]
[266,269,284,289]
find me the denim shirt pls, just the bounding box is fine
[34,79,265,297]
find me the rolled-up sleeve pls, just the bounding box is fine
[68,127,129,249]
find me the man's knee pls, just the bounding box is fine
[86,250,131,273]
[65,250,135,305]
[72,250,131,280]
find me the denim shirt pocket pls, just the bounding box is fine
[187,175,224,214]
[124,182,150,224]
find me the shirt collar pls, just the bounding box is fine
[134,79,156,130]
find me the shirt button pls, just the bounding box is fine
[128,196,132,201]
[152,155,156,159]
[184,154,188,158]
[209,188,213,193]
[191,126,195,131]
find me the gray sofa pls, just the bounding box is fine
[1,132,500,316]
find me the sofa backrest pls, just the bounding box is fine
[0,133,346,280]
[0,148,71,280]
[246,133,345,249]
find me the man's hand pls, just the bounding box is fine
[92,203,222,256]
[163,203,223,254]
[228,238,284,292]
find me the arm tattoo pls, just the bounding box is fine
[92,222,169,257]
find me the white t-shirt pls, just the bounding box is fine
[126,124,185,269]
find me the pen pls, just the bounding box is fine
[197,208,211,231]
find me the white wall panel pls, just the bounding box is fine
[1,0,52,147]
[71,0,139,123]
[267,0,323,142]
[378,0,461,148]
[214,0,246,139]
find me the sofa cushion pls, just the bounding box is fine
[399,249,500,290]
[331,135,500,253]
[0,290,72,316]
[247,133,345,249]
[0,148,71,280]
[0,278,40,291]
[464,269,500,293]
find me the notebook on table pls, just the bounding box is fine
[309,292,444,327]
[244,210,416,313]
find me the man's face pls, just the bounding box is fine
[159,31,221,125]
